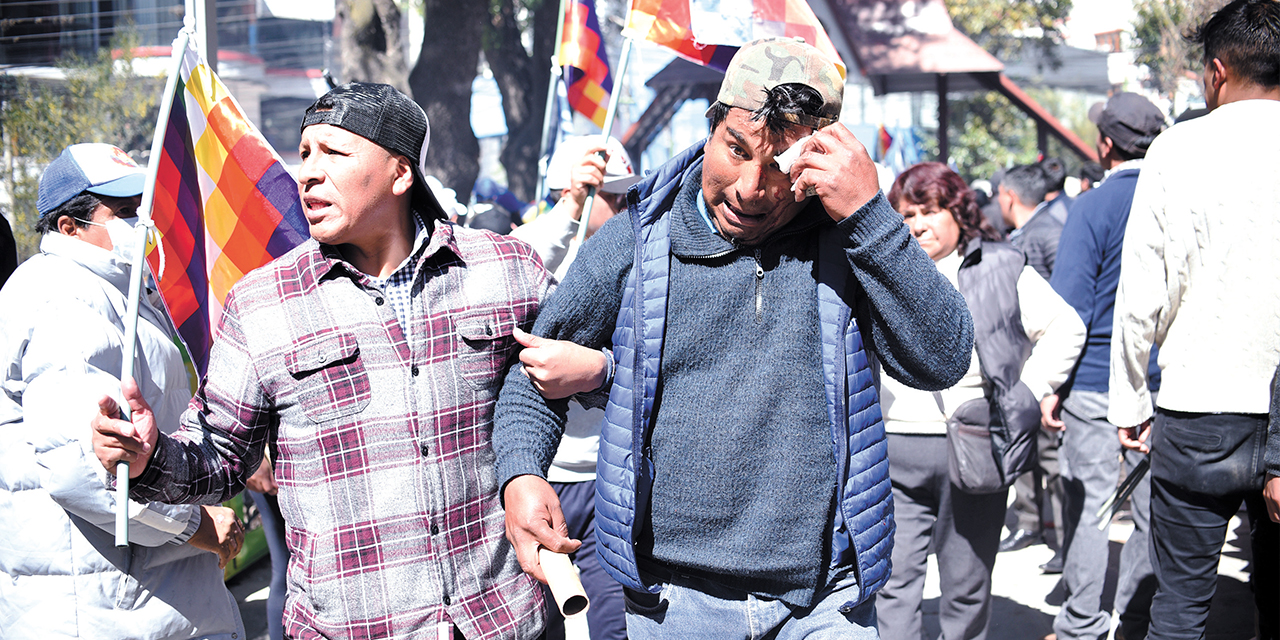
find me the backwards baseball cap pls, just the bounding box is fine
[710,37,843,129]
[37,143,146,216]
[544,135,640,194]
[1089,92,1166,158]
[301,82,449,220]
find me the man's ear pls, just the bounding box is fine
[391,156,415,197]
[1097,135,1114,160]
[1208,58,1228,94]
[56,215,82,238]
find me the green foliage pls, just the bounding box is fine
[950,0,1073,62]
[924,0,1078,182]
[0,29,161,261]
[1131,0,1227,106]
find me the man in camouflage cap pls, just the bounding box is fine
[497,37,973,637]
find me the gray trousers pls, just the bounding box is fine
[878,434,1008,640]
[1054,390,1155,640]
[1010,427,1063,539]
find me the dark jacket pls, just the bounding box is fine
[1010,205,1063,280]
[954,239,1041,489]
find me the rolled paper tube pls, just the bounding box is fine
[538,548,590,617]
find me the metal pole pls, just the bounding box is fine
[936,73,949,165]
[538,0,571,203]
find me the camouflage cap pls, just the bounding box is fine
[711,37,843,129]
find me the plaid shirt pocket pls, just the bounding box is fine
[284,331,372,423]
[455,307,518,391]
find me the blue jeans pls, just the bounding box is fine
[623,565,876,639]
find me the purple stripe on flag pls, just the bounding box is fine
[163,84,213,374]
[256,163,309,257]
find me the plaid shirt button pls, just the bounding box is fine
[419,443,429,457]
[431,523,439,535]
[375,297,385,305]
[411,365,420,376]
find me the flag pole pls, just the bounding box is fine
[115,22,194,555]
[538,0,571,203]
[575,35,633,245]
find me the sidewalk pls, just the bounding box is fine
[228,513,1259,640]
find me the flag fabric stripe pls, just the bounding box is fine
[558,0,614,128]
[146,38,308,376]
[625,0,845,76]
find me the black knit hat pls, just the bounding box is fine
[301,82,447,220]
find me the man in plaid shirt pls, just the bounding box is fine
[90,83,593,639]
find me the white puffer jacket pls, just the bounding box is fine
[0,233,243,639]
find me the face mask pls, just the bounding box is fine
[80,216,141,264]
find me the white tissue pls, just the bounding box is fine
[775,134,817,196]
[774,134,813,174]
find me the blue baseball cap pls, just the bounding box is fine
[37,143,146,216]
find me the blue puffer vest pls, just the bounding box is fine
[593,144,893,607]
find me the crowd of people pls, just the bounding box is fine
[1,1,1277,639]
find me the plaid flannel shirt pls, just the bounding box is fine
[130,220,551,639]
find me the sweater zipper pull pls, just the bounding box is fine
[754,249,764,321]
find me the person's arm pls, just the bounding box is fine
[840,196,975,391]
[494,209,634,582]
[785,124,974,391]
[511,207,578,276]
[19,366,206,547]
[93,289,271,505]
[1016,266,1086,402]
[1108,162,1173,434]
[1266,363,1280,523]
[0,282,210,549]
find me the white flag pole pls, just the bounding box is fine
[538,0,571,203]
[575,36,633,246]
[115,22,195,553]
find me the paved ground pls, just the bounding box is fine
[228,511,1260,640]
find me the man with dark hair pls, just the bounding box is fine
[496,37,973,637]
[1039,157,1073,224]
[1076,162,1104,194]
[998,163,1060,280]
[1110,1,1280,638]
[1045,91,1166,640]
[90,83,600,639]
[997,162,1066,564]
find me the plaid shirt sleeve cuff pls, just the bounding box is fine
[126,433,172,502]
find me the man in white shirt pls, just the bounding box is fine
[1109,2,1280,638]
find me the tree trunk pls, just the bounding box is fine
[485,0,558,202]
[337,0,411,94]
[410,0,485,198]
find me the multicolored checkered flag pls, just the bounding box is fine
[624,0,845,76]
[558,0,615,128]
